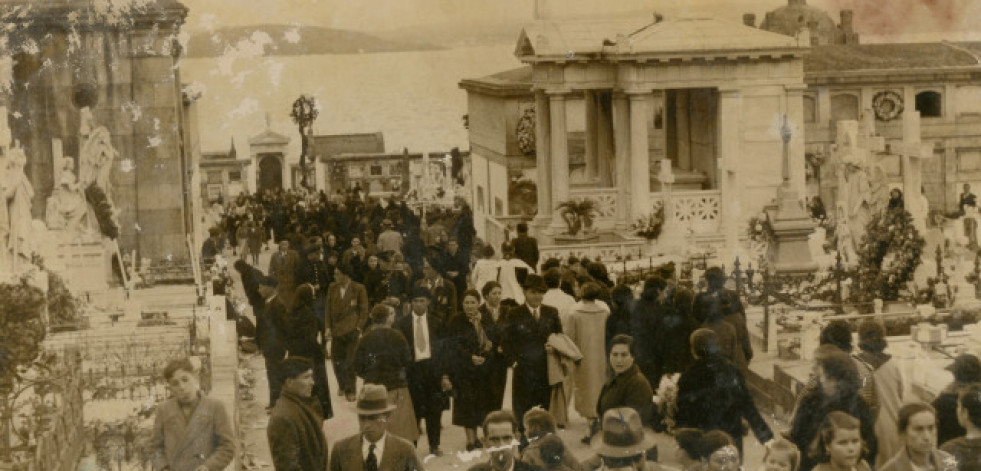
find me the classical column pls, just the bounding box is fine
[549,90,570,232]
[596,91,614,187]
[584,90,598,183]
[717,87,743,261]
[533,89,552,232]
[613,92,631,229]
[628,91,652,221]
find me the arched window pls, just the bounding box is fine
[915,91,942,118]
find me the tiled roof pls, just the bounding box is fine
[516,16,802,61]
[805,42,981,73]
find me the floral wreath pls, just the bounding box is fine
[872,90,904,122]
[853,206,924,302]
[516,106,536,155]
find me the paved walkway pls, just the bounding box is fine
[229,246,777,470]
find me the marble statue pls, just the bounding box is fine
[46,156,92,235]
[3,147,34,270]
[78,107,117,205]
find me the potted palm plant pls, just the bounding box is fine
[555,198,599,241]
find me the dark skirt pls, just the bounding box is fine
[452,363,494,428]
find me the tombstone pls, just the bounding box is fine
[890,111,934,233]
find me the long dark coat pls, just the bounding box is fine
[502,303,562,429]
[675,355,773,452]
[267,390,327,471]
[447,313,495,428]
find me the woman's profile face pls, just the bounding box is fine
[818,366,838,397]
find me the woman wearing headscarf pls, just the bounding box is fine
[448,289,496,450]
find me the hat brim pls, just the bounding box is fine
[589,430,658,458]
[946,363,956,372]
[357,404,397,416]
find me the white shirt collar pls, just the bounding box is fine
[362,432,387,462]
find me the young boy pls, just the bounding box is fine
[149,358,235,471]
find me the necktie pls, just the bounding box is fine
[532,308,538,321]
[415,316,428,353]
[366,443,378,471]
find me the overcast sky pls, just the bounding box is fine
[179,0,981,38]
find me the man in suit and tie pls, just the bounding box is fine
[511,222,539,273]
[330,383,423,471]
[268,240,300,306]
[326,263,370,402]
[256,275,289,410]
[268,357,328,471]
[502,274,563,439]
[394,287,453,457]
[467,410,538,471]
[414,256,457,322]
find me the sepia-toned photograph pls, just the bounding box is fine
[1,0,980,469]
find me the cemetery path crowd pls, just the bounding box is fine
[228,248,776,470]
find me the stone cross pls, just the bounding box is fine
[890,111,933,233]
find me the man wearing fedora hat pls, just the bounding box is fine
[590,408,660,471]
[330,384,423,471]
[502,274,563,439]
[394,286,452,457]
[268,357,328,471]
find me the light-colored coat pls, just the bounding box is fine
[567,301,610,419]
[329,433,424,471]
[149,395,236,471]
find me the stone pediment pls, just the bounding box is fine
[248,129,290,146]
[516,16,804,62]
[623,17,802,57]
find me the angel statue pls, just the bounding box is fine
[0,146,35,273]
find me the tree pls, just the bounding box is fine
[289,95,319,190]
[0,275,46,461]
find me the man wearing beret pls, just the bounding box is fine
[268,357,328,471]
[394,287,452,457]
[501,274,562,439]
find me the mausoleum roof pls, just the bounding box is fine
[805,42,981,75]
[249,129,290,146]
[458,66,533,96]
[516,16,804,62]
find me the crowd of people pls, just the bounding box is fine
[153,187,981,471]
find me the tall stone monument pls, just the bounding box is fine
[0,0,194,261]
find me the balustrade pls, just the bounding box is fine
[649,190,721,234]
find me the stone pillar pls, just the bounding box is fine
[533,89,552,232]
[613,92,631,229]
[596,91,614,187]
[584,90,598,183]
[718,88,743,261]
[628,91,652,221]
[549,90,570,232]
[786,84,808,195]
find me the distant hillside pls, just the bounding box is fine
[374,21,523,48]
[185,24,441,57]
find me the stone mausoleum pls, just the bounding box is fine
[0,0,197,261]
[462,0,981,260]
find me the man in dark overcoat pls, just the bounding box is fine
[325,263,370,401]
[501,274,562,438]
[267,357,328,471]
[256,276,289,409]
